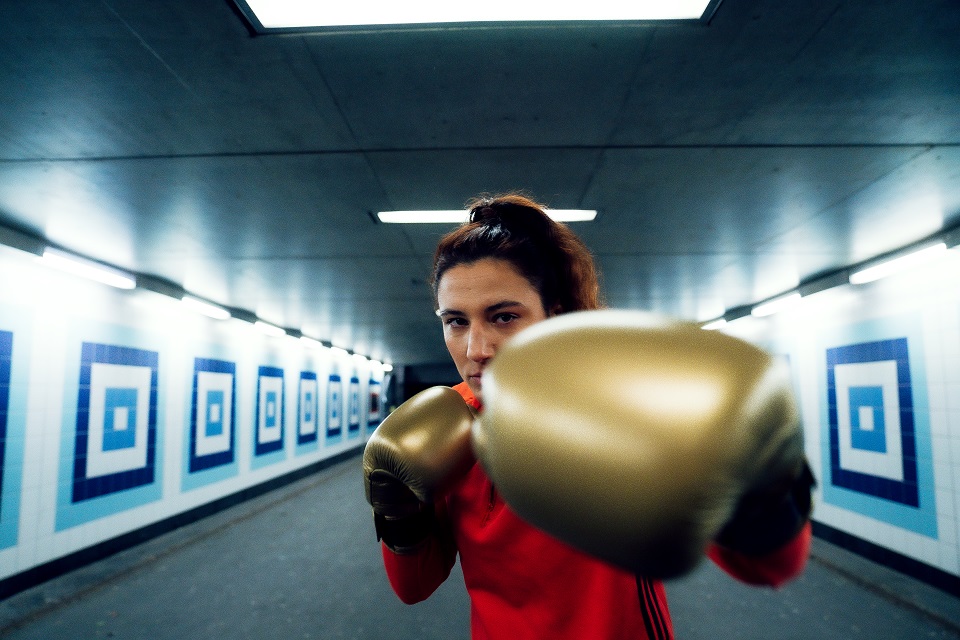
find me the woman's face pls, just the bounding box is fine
[436,258,550,402]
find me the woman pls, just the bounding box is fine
[373,193,812,640]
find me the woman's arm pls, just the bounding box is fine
[708,521,811,588]
[381,500,459,604]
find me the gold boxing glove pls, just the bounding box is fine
[473,309,808,578]
[363,386,476,553]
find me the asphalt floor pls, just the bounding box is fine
[1,456,957,639]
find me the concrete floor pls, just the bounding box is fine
[1,457,958,639]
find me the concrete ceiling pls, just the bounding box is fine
[0,0,958,365]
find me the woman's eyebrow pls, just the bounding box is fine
[437,301,526,318]
[486,301,526,313]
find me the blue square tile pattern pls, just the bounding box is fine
[189,358,236,473]
[326,373,342,442]
[826,338,918,507]
[298,371,318,445]
[101,387,138,451]
[205,390,225,437]
[71,342,158,503]
[255,366,284,456]
[847,386,886,453]
[347,376,361,437]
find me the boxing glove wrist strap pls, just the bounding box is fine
[715,460,816,557]
[375,508,435,554]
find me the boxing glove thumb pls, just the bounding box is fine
[363,386,476,551]
[473,309,807,579]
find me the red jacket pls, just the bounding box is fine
[382,383,811,640]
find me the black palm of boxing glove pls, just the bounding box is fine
[368,470,437,553]
[714,458,815,556]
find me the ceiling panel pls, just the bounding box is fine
[0,0,958,365]
[0,154,397,254]
[580,145,928,253]
[303,26,656,149]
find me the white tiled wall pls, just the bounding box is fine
[724,248,960,578]
[0,247,383,583]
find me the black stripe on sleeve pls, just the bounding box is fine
[636,576,671,640]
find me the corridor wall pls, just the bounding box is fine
[0,246,384,593]
[725,247,960,591]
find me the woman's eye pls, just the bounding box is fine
[444,317,467,327]
[493,313,519,325]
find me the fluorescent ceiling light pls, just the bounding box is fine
[751,291,801,318]
[41,248,136,290]
[254,320,287,337]
[181,295,231,320]
[849,243,947,285]
[543,210,598,222]
[300,336,325,350]
[700,318,727,330]
[241,0,714,29]
[329,346,350,358]
[378,211,468,224]
[377,209,597,224]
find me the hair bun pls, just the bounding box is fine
[468,195,552,236]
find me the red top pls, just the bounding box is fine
[382,382,812,640]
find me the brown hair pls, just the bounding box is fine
[431,193,603,313]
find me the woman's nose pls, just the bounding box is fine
[466,325,496,362]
